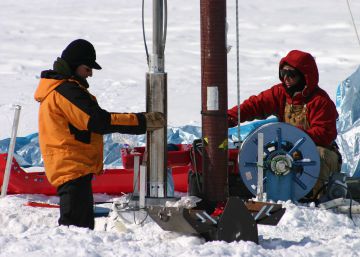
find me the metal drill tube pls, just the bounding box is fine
[146,73,167,197]
[151,0,164,72]
[146,0,167,198]
[153,0,163,57]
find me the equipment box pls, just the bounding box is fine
[121,144,192,169]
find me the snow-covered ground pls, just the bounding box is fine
[1,0,360,256]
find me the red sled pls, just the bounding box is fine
[0,146,191,195]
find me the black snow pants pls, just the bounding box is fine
[57,173,94,230]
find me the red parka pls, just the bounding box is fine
[227,50,338,147]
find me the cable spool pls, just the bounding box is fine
[239,122,320,202]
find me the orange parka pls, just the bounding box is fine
[34,70,146,187]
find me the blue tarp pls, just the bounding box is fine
[228,117,278,144]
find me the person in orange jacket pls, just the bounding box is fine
[228,50,342,199]
[34,39,164,229]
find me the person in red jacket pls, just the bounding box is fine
[35,39,165,229]
[228,50,341,198]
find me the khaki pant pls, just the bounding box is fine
[312,146,342,198]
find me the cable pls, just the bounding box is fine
[309,176,356,226]
[142,0,167,66]
[235,0,241,143]
[129,166,149,225]
[346,0,360,47]
[327,182,356,226]
[133,209,149,225]
[346,187,356,226]
[142,0,150,66]
[112,164,149,226]
[94,201,113,205]
[189,140,203,193]
[162,0,167,53]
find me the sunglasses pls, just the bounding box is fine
[280,69,300,79]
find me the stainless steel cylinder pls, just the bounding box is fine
[146,72,167,197]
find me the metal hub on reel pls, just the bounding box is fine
[270,154,292,176]
[239,122,320,201]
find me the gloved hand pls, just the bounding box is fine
[144,112,165,131]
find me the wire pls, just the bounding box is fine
[162,0,167,53]
[142,0,149,66]
[133,209,149,225]
[346,188,356,226]
[129,166,149,225]
[142,0,167,67]
[112,163,149,226]
[235,0,241,142]
[346,0,360,47]
[328,182,356,226]
[309,176,356,226]
[189,140,203,193]
[114,199,149,226]
[94,201,113,205]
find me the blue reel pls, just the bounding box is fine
[239,122,320,202]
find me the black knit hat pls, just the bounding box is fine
[61,39,102,71]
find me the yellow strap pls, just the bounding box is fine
[218,139,228,150]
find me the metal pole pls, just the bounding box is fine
[200,0,228,202]
[256,133,264,202]
[133,155,140,196]
[152,0,164,71]
[139,165,147,208]
[1,105,21,198]
[146,0,167,198]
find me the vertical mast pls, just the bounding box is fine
[200,0,228,202]
[146,0,167,197]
